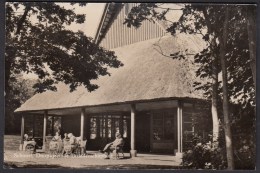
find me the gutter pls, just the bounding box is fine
[94,3,110,44]
[14,97,209,114]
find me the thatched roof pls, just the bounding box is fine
[15,34,206,112]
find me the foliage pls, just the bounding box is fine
[125,3,255,107]
[5,74,36,134]
[231,104,256,169]
[125,4,255,169]
[182,103,255,170]
[5,2,123,93]
[183,133,227,169]
[5,2,123,133]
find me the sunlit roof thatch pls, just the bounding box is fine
[15,34,206,112]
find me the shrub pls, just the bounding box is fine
[182,134,227,169]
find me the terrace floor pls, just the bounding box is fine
[4,135,183,169]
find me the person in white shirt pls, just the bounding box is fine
[100,132,124,159]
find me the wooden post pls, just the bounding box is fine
[97,117,100,138]
[85,115,90,140]
[111,118,115,138]
[32,115,35,137]
[43,111,47,151]
[80,108,85,141]
[150,112,153,152]
[51,116,54,136]
[19,114,25,151]
[105,115,108,140]
[130,104,137,157]
[120,114,123,137]
[177,100,183,157]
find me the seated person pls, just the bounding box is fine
[100,132,124,159]
[62,133,71,155]
[52,132,62,141]
[68,133,76,144]
[23,134,36,151]
[50,132,62,153]
[74,136,87,155]
[63,133,70,142]
[68,133,77,153]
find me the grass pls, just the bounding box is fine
[4,135,21,151]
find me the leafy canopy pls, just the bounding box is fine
[5,2,123,93]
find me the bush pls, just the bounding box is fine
[182,132,255,169]
[182,135,227,169]
[233,133,255,169]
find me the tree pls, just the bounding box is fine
[5,2,123,94]
[219,6,234,169]
[124,3,255,169]
[246,5,256,88]
[5,2,123,133]
[125,3,221,147]
[5,74,36,134]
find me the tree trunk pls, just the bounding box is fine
[202,8,220,147]
[246,6,256,89]
[219,6,235,170]
[211,52,219,147]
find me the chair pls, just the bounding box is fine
[25,143,36,154]
[115,141,125,159]
[74,139,87,155]
[63,140,72,155]
[49,141,59,155]
[23,140,36,153]
[79,140,87,155]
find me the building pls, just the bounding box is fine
[15,3,210,157]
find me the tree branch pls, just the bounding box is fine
[155,7,183,11]
[16,3,31,35]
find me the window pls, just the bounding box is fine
[183,106,195,151]
[89,114,130,139]
[183,112,194,137]
[90,117,97,139]
[123,119,128,138]
[152,111,175,141]
[46,116,61,136]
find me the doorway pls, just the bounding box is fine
[136,111,151,152]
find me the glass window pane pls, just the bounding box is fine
[123,119,127,138]
[24,115,34,137]
[53,117,61,134]
[47,116,53,136]
[153,119,163,127]
[153,113,162,119]
[100,118,103,138]
[153,127,163,140]
[90,117,97,139]
[183,122,193,132]
[153,113,164,140]
[108,118,111,138]
[183,113,192,122]
[115,119,120,133]
[164,117,174,140]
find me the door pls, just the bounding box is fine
[151,109,176,154]
[136,111,151,152]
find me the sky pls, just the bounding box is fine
[61,3,105,38]
[22,3,184,79]
[23,3,106,79]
